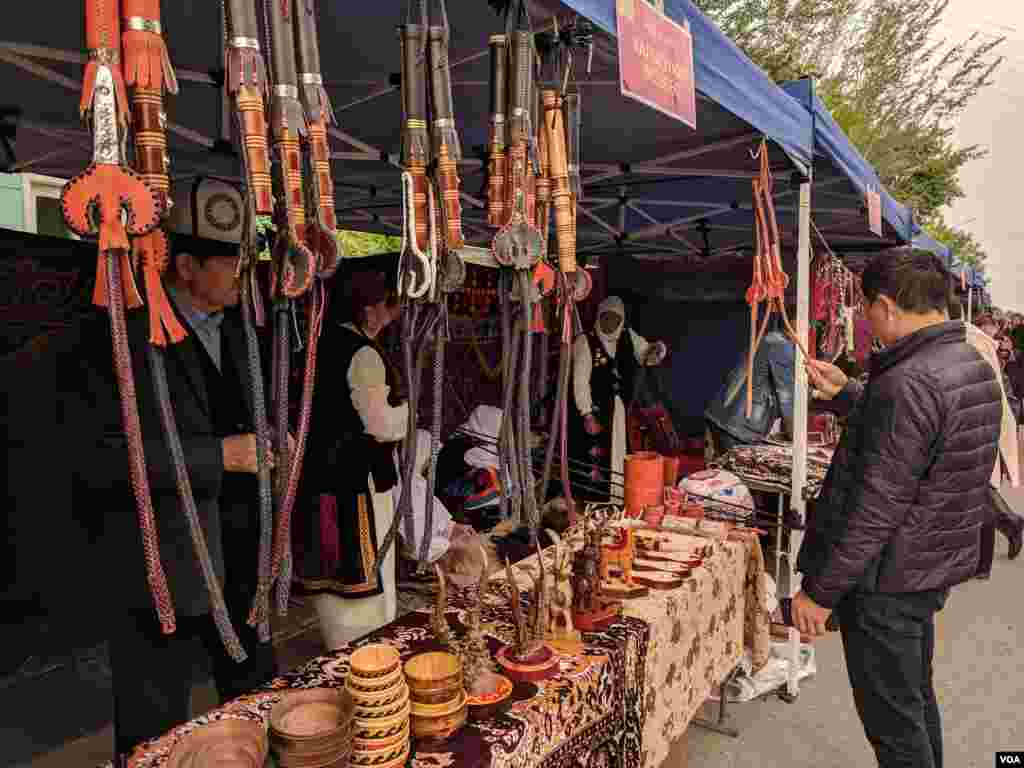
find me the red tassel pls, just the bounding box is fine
[136,231,187,346]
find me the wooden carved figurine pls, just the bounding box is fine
[431,562,454,646]
[457,544,497,695]
[496,552,560,683]
[546,531,580,644]
[571,516,622,632]
[600,527,635,585]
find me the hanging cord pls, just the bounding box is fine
[469,332,503,380]
[272,283,326,614]
[148,344,247,660]
[419,300,447,565]
[106,250,176,634]
[518,270,539,542]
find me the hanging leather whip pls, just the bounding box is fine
[63,2,172,633]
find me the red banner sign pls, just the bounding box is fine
[866,189,882,237]
[616,0,697,129]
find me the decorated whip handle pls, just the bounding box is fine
[487,34,508,227]
[543,90,575,273]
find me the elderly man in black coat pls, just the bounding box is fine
[64,179,276,758]
[794,251,1001,768]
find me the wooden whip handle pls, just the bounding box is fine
[276,130,306,242]
[131,88,169,207]
[237,86,274,215]
[487,143,507,227]
[409,162,430,252]
[435,143,465,250]
[307,119,336,231]
[543,90,575,273]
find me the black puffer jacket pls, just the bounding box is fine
[798,322,1001,609]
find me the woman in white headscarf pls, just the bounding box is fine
[572,296,667,501]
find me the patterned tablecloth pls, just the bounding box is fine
[122,530,764,768]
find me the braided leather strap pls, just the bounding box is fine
[418,305,446,565]
[271,289,324,614]
[148,344,246,659]
[106,249,176,633]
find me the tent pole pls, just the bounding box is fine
[967,284,974,324]
[787,177,811,698]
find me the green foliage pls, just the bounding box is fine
[254,216,400,260]
[692,0,1003,224]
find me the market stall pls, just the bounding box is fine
[115,517,768,768]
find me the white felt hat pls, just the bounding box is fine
[167,177,244,244]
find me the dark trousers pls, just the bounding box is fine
[109,587,275,757]
[838,590,948,768]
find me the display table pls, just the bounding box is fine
[120,531,765,768]
[712,443,835,499]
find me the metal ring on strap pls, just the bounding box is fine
[300,73,323,86]
[433,117,455,128]
[126,16,162,34]
[229,36,261,50]
[273,85,299,99]
[88,48,120,65]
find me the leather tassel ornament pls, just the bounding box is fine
[81,0,129,128]
[122,0,186,346]
[121,0,178,95]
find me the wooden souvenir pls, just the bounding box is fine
[466,673,513,721]
[168,720,268,768]
[404,652,462,696]
[546,532,581,644]
[453,544,499,696]
[632,558,693,576]
[571,516,623,632]
[350,644,402,680]
[497,553,560,683]
[633,571,685,591]
[600,527,636,585]
[269,688,355,768]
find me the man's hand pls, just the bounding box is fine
[805,359,848,400]
[644,341,668,367]
[222,434,275,474]
[583,414,604,435]
[791,590,832,637]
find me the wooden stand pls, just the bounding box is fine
[600,580,649,600]
[572,602,622,632]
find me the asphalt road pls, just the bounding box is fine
[685,484,1024,768]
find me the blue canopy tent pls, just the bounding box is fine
[780,78,913,264]
[911,230,951,263]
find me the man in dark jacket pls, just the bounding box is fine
[794,250,1001,768]
[64,179,276,757]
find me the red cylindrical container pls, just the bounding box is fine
[625,452,664,518]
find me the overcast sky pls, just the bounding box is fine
[938,1,1024,311]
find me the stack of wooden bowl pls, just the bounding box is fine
[268,688,354,768]
[346,644,410,768]
[404,651,467,742]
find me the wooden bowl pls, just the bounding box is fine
[350,644,402,680]
[270,689,354,742]
[494,644,560,683]
[466,674,513,721]
[409,690,466,718]
[410,702,468,741]
[167,720,268,768]
[352,721,410,753]
[347,664,404,693]
[352,695,411,722]
[345,679,409,709]
[353,700,411,735]
[407,677,463,706]
[404,652,462,693]
[349,739,409,767]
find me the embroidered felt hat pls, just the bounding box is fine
[167,176,245,245]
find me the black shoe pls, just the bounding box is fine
[997,515,1023,561]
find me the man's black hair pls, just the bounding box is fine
[168,233,239,273]
[861,248,952,315]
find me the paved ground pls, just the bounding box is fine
[684,484,1024,768]
[10,489,1024,768]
